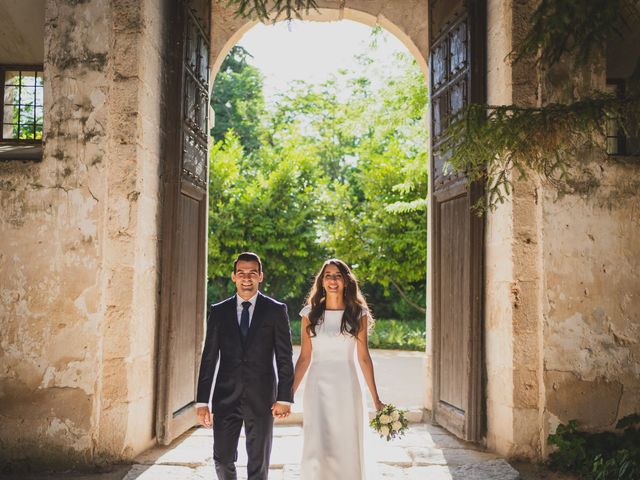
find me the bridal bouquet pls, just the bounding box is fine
[370,404,409,441]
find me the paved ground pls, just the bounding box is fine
[4,423,520,479]
[0,350,572,479]
[124,423,521,480]
[289,347,426,422]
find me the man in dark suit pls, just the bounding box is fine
[195,252,294,480]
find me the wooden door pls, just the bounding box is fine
[429,0,485,442]
[156,0,211,445]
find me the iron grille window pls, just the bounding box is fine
[1,66,44,142]
[606,79,625,156]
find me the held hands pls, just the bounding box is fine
[196,406,213,428]
[271,402,291,419]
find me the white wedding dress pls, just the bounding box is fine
[299,306,371,480]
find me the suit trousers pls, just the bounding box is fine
[213,402,274,480]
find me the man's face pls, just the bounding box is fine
[232,260,263,299]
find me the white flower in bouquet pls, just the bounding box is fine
[370,404,409,442]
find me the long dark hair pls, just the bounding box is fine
[305,259,372,338]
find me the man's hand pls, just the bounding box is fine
[196,406,213,428]
[271,402,291,419]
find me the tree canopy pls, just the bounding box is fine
[208,35,428,320]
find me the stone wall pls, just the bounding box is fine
[0,0,168,468]
[484,0,640,459]
[538,43,640,452]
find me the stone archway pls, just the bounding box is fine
[154,0,441,446]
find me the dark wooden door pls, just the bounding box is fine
[156,0,210,445]
[429,0,485,442]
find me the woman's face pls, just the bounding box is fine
[322,263,345,297]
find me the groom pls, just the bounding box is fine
[196,252,294,480]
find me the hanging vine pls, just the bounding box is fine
[447,92,640,209]
[222,0,318,21]
[447,0,640,210]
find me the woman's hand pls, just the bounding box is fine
[374,398,385,412]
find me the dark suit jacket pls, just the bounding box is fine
[196,292,294,416]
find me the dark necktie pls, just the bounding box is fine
[240,301,251,338]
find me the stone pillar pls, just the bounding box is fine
[0,0,168,468]
[484,0,545,458]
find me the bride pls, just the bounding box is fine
[293,258,384,480]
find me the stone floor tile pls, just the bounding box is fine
[272,425,303,437]
[134,434,211,467]
[377,462,409,478]
[406,465,454,480]
[282,464,300,480]
[450,459,520,480]
[122,464,207,480]
[373,444,413,466]
[439,448,499,466]
[405,446,448,465]
[270,437,304,466]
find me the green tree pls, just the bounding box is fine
[208,36,428,320]
[211,45,265,154]
[207,130,328,312]
[323,53,429,317]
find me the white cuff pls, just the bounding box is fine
[195,403,210,409]
[275,401,293,405]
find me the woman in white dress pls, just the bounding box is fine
[293,258,384,480]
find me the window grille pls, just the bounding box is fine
[1,66,44,142]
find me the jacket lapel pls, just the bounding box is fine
[223,296,242,344]
[244,292,266,349]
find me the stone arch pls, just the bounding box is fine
[210,6,429,83]
[205,0,435,416]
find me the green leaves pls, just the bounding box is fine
[512,0,639,68]
[547,416,640,480]
[444,93,640,212]
[224,0,319,22]
[208,32,428,318]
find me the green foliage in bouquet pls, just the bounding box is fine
[547,414,640,480]
[370,404,409,442]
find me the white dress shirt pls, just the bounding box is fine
[195,292,291,409]
[236,292,258,326]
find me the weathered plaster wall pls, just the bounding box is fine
[538,53,640,452]
[0,0,110,467]
[0,0,45,64]
[0,0,167,468]
[485,0,640,460]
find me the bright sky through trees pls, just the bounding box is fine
[236,20,410,100]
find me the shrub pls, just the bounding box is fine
[547,414,640,480]
[289,318,426,351]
